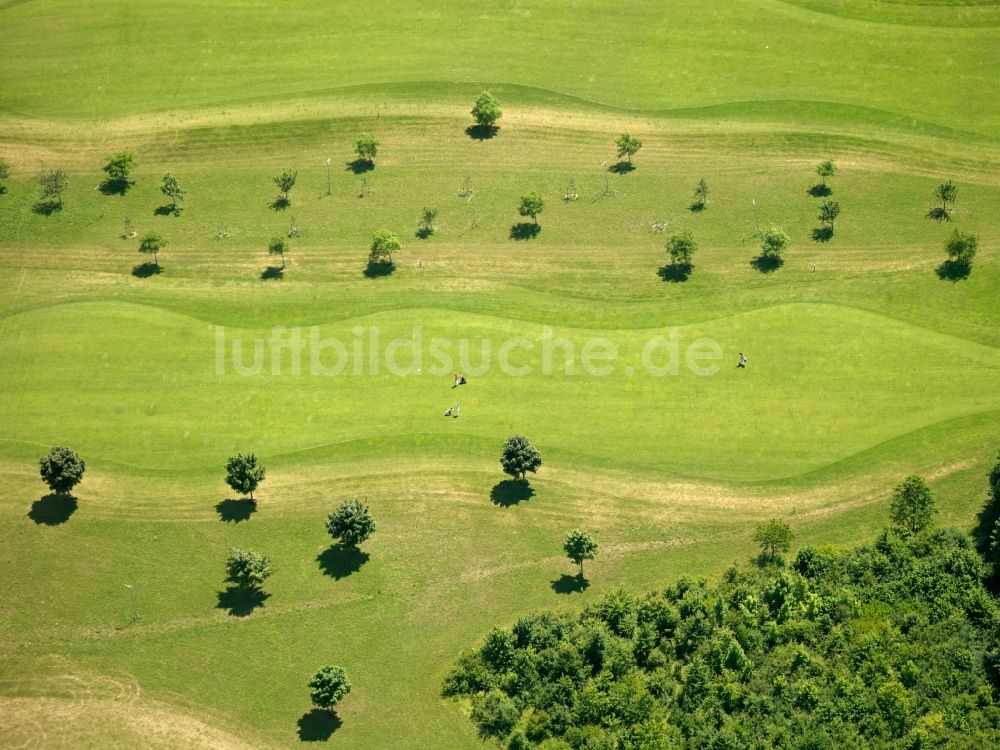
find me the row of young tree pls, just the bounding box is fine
[444,457,1000,749]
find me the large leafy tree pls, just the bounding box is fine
[889,475,936,536]
[225,548,273,590]
[102,151,136,187]
[355,134,379,163]
[326,499,376,547]
[945,229,977,268]
[38,168,68,205]
[39,446,86,494]
[225,452,266,500]
[759,224,789,258]
[309,665,352,710]
[615,133,642,164]
[500,435,541,480]
[935,180,957,213]
[666,230,698,267]
[138,231,166,267]
[564,529,599,577]
[818,199,841,227]
[816,159,837,187]
[369,228,401,265]
[753,518,793,560]
[471,91,502,128]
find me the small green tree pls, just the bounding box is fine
[666,231,698,267]
[518,192,544,225]
[102,151,136,187]
[225,452,266,500]
[471,91,502,128]
[564,529,599,577]
[935,180,957,213]
[417,207,438,237]
[39,446,86,494]
[889,475,936,537]
[615,133,642,165]
[309,665,352,710]
[753,519,793,560]
[225,548,273,590]
[692,179,709,208]
[268,236,289,268]
[160,172,185,211]
[818,199,841,227]
[138,231,166,267]
[944,229,977,268]
[370,228,400,265]
[326,499,376,547]
[274,169,297,200]
[759,224,790,258]
[38,168,68,205]
[355,134,379,164]
[816,160,837,187]
[500,435,542,480]
[0,158,10,192]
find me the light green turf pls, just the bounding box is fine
[0,1,998,749]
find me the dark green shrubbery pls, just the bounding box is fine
[445,529,1000,749]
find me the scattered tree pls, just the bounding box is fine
[0,158,10,193]
[224,548,273,590]
[564,529,599,578]
[935,180,957,214]
[759,224,789,259]
[889,475,936,537]
[369,228,401,265]
[818,199,841,227]
[753,519,793,560]
[102,151,136,192]
[38,168,68,205]
[944,229,977,269]
[39,446,86,494]
[309,665,352,710]
[268,237,289,268]
[471,91,502,128]
[500,435,542,480]
[273,169,297,201]
[615,133,642,165]
[355,134,379,164]
[816,160,837,187]
[160,173,185,212]
[518,192,544,225]
[692,178,710,209]
[326,499,376,547]
[417,207,438,238]
[225,452,266,500]
[666,230,698,268]
[138,231,166,267]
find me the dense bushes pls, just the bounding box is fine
[445,529,1000,749]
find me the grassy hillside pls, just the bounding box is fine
[0,1,997,748]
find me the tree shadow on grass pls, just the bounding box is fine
[658,262,692,282]
[132,262,162,278]
[415,227,433,240]
[215,498,257,523]
[807,184,832,197]
[270,196,290,211]
[154,204,181,217]
[297,709,342,741]
[750,254,784,273]
[98,178,131,196]
[261,265,285,281]
[510,223,540,240]
[551,574,590,595]
[27,494,77,525]
[32,200,62,216]
[926,207,951,222]
[490,479,535,507]
[465,124,499,141]
[689,201,706,213]
[346,158,374,174]
[811,226,834,243]
[936,259,971,281]
[317,545,370,580]
[363,260,395,278]
[216,586,269,617]
[608,161,635,174]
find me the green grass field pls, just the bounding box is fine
[0,1,998,747]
